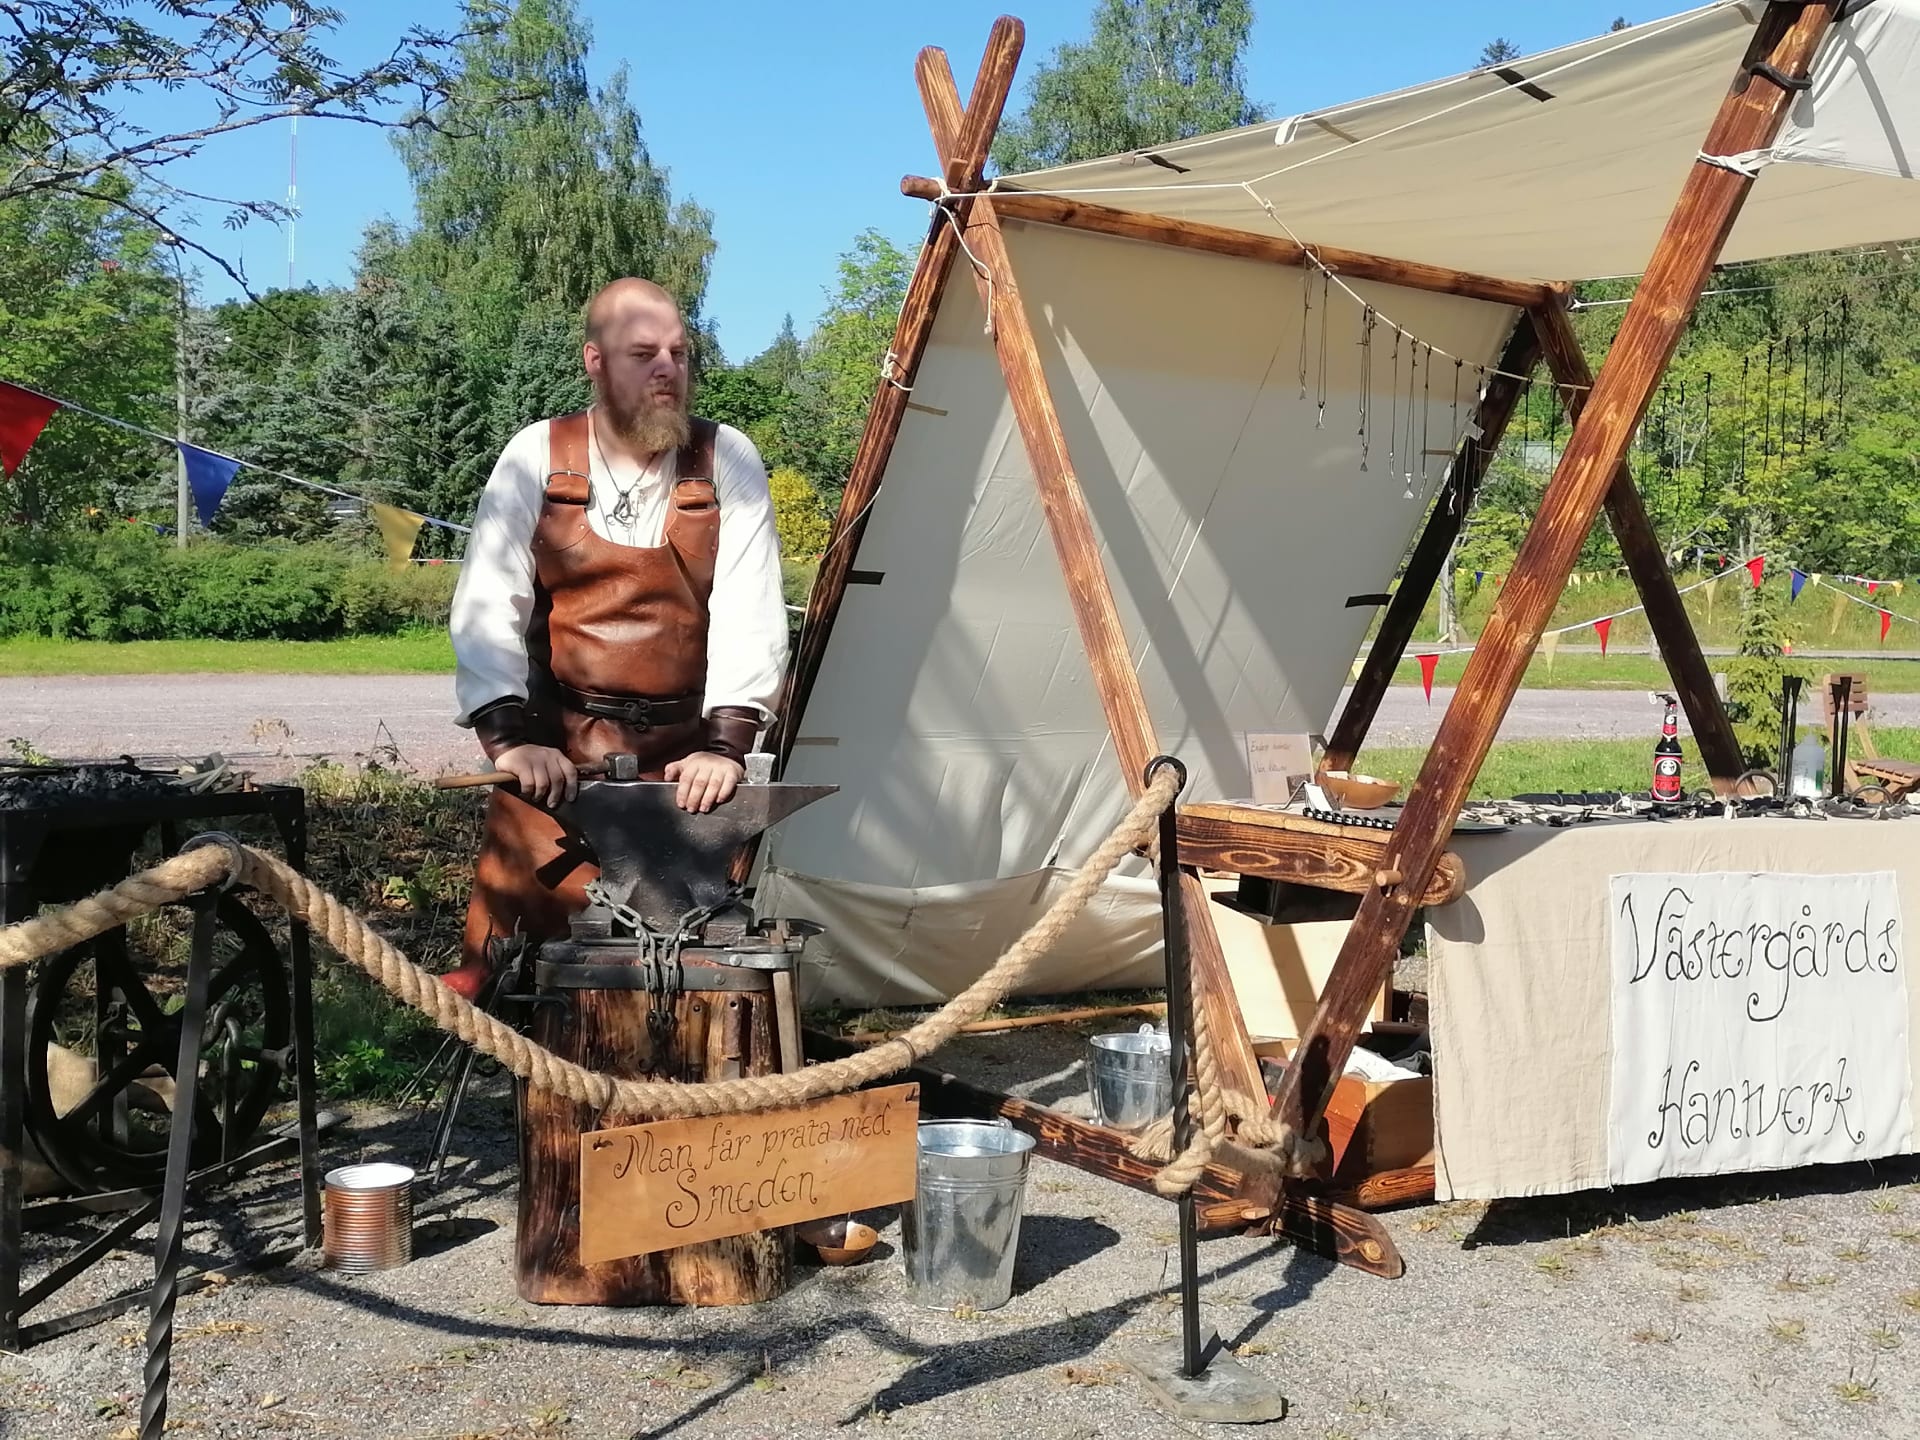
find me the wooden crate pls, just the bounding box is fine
[1253,1038,1433,1185]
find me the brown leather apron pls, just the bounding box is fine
[458,410,721,976]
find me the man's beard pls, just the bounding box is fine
[598,384,690,455]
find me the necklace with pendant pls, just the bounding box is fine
[590,416,645,532]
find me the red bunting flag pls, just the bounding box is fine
[1745,556,1765,588]
[1881,609,1893,643]
[1595,616,1613,655]
[0,381,59,477]
[1784,639,1793,655]
[1418,652,1439,703]
[1867,580,1880,595]
[1718,553,1727,567]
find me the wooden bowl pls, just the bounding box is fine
[813,1221,878,1266]
[1317,770,1401,810]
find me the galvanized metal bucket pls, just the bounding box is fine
[322,1162,415,1273]
[901,1120,1036,1312]
[1086,1027,1172,1132]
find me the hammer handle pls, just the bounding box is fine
[433,762,606,791]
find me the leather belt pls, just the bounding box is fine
[556,684,702,731]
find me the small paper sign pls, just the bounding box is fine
[578,1084,920,1263]
[1246,732,1315,805]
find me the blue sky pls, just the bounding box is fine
[167,1,1641,362]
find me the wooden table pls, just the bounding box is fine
[1175,801,1468,906]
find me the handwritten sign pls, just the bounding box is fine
[1608,872,1912,1185]
[1246,733,1315,806]
[578,1084,919,1263]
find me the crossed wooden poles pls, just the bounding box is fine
[768,4,1841,1257]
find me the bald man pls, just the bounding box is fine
[444,279,788,1000]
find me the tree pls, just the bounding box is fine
[391,0,714,372]
[767,466,830,558]
[0,176,175,525]
[3,1,461,288]
[1478,39,1522,66]
[782,230,914,500]
[991,0,1265,173]
[750,316,805,393]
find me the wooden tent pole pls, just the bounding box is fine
[1251,1,1841,1198]
[1530,299,1746,787]
[899,177,1557,312]
[916,27,1267,1105]
[1323,316,1544,775]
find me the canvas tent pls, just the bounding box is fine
[759,0,1920,1008]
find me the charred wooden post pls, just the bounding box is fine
[914,24,1266,1106]
[1254,1,1842,1204]
[1529,298,1745,788]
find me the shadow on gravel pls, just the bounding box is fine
[1013,1215,1121,1293]
[1462,1152,1920,1249]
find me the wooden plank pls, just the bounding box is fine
[1177,806,1466,906]
[799,1031,1403,1277]
[915,46,1266,1107]
[1530,298,1744,788]
[1334,1166,1437,1211]
[1324,316,1544,773]
[899,176,1554,311]
[1250,2,1842,1211]
[578,1085,919,1263]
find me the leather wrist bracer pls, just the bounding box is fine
[471,698,530,762]
[704,707,762,763]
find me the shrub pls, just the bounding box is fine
[0,529,459,640]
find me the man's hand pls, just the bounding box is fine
[664,752,744,813]
[495,744,578,808]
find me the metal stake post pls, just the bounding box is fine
[1127,757,1286,1425]
[141,894,216,1440]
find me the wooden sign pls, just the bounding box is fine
[578,1084,920,1264]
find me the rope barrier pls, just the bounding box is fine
[0,772,1183,1124]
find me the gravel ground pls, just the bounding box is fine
[6,1030,1919,1440]
[14,675,1920,779]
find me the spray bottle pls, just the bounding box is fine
[1651,692,1683,804]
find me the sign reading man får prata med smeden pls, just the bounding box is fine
[1608,872,1913,1185]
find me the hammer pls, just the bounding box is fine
[433,752,644,790]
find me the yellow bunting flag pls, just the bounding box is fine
[1703,574,1719,624]
[1540,630,1562,679]
[1829,588,1849,636]
[1349,658,1364,683]
[370,503,428,571]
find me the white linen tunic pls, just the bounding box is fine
[451,414,788,730]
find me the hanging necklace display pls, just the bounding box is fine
[1448,360,1464,513]
[1315,271,1331,429]
[1357,306,1376,472]
[1403,340,1421,499]
[1818,310,1831,439]
[1778,334,1793,455]
[1415,343,1432,500]
[1762,340,1775,465]
[1672,379,1685,486]
[1700,372,1712,507]
[1837,295,1849,432]
[1789,326,1804,451]
[1739,355,1750,485]
[1298,274,1313,401]
[1387,328,1402,481]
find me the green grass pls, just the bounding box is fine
[0,630,454,675]
[1381,651,1920,693]
[1360,728,1920,800]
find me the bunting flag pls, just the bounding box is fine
[0,382,59,477]
[1595,616,1613,656]
[1746,556,1765,588]
[1868,579,1881,595]
[1541,630,1562,679]
[370,502,428,571]
[1830,589,1849,635]
[1349,657,1364,683]
[1703,575,1719,624]
[1570,572,1582,589]
[1789,567,1807,601]
[1418,652,1439,703]
[177,444,240,526]
[1784,638,1793,655]
[1472,570,1484,587]
[1881,608,1893,643]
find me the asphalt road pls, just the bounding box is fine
[8,674,1920,778]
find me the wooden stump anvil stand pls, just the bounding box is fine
[513,780,835,1307]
